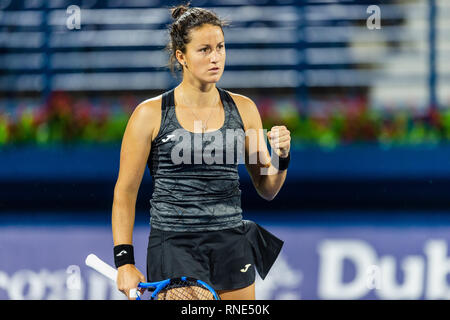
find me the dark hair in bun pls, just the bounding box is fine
[165,2,230,77]
[171,3,189,20]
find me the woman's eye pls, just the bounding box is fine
[200,45,223,52]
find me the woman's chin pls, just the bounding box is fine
[200,76,222,84]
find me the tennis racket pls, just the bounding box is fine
[85,253,220,300]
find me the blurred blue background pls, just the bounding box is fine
[2,0,450,300]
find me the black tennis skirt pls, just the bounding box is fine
[146,220,284,291]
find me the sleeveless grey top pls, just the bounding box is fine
[147,87,246,232]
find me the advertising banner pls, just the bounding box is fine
[1,219,450,300]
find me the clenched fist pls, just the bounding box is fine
[267,125,291,158]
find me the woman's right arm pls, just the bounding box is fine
[112,96,161,299]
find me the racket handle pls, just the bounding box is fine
[85,254,118,282]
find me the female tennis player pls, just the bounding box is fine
[112,3,290,300]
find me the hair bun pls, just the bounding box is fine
[171,3,190,20]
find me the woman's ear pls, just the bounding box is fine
[175,50,187,68]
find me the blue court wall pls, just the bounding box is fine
[1,144,450,211]
[3,143,450,181]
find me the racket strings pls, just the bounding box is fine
[156,279,215,300]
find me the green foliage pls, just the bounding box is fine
[1,92,450,148]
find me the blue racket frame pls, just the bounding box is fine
[136,276,220,300]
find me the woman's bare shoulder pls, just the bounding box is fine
[225,90,261,130]
[139,94,163,108]
[226,90,255,105]
[129,94,163,142]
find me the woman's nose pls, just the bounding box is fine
[210,49,220,62]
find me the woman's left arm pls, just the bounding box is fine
[233,93,291,201]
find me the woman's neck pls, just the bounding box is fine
[177,80,218,109]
